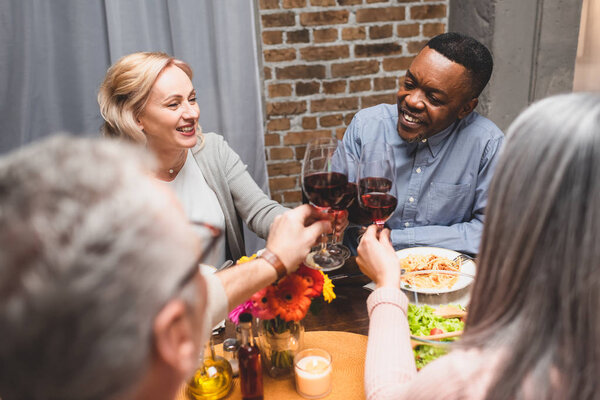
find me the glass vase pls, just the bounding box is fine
[256,317,305,378]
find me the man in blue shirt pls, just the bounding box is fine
[343,32,504,255]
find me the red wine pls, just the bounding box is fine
[359,177,392,194]
[332,182,357,210]
[303,172,348,208]
[360,193,398,224]
[238,312,263,400]
[238,344,263,400]
[348,197,373,225]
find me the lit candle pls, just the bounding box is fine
[294,349,332,399]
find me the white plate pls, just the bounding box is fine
[396,247,476,294]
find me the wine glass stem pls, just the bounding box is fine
[331,212,339,245]
[375,221,385,232]
[319,233,329,253]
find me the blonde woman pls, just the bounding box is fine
[98,52,287,264]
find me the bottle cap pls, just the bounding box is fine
[223,338,240,352]
[239,312,253,323]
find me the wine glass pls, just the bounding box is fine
[357,142,398,231]
[326,152,358,260]
[302,137,349,271]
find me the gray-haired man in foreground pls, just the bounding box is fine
[0,136,329,400]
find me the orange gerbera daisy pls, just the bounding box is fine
[296,263,324,298]
[268,274,312,321]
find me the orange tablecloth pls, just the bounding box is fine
[177,330,367,400]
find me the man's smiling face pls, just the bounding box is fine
[396,46,478,142]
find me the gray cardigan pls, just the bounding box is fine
[191,132,287,261]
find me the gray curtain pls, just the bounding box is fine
[0,0,268,254]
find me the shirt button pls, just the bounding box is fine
[416,167,422,174]
[409,197,415,203]
[404,222,410,227]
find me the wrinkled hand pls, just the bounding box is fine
[266,205,332,273]
[356,225,401,289]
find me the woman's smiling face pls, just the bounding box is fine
[137,65,200,150]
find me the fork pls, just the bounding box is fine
[453,253,474,264]
[411,330,463,348]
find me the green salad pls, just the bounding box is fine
[407,304,464,369]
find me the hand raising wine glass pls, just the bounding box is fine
[357,142,398,231]
[302,137,349,271]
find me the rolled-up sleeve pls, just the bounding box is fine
[200,270,228,329]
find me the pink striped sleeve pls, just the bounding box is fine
[364,287,416,400]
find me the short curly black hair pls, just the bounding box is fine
[426,32,493,98]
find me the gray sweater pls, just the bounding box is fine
[191,132,287,261]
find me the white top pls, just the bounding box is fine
[169,150,226,267]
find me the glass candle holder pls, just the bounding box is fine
[294,348,332,399]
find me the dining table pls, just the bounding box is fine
[177,256,373,400]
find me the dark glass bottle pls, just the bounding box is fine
[237,313,263,400]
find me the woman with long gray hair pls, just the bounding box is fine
[356,92,600,399]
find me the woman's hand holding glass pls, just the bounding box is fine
[356,225,403,289]
[301,137,350,271]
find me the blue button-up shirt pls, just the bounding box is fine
[343,104,504,255]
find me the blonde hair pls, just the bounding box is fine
[97,52,194,143]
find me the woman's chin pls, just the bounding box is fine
[176,134,198,149]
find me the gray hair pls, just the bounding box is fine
[464,93,600,399]
[0,136,199,399]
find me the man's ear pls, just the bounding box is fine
[458,97,478,120]
[152,299,197,374]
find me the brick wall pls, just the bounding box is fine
[258,0,448,206]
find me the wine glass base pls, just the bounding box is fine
[326,243,351,260]
[304,250,345,272]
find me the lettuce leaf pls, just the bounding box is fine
[407,304,464,369]
[407,304,464,336]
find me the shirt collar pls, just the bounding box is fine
[404,140,419,155]
[426,121,457,157]
[404,120,460,157]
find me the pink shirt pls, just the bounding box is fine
[365,287,501,399]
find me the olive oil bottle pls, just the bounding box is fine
[187,338,233,400]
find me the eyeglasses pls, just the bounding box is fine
[175,221,222,290]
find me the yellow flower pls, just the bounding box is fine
[320,272,336,303]
[237,254,258,264]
